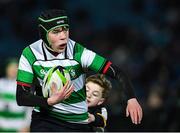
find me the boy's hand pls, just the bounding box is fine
[88,113,95,123]
[126,98,143,124]
[47,81,74,106]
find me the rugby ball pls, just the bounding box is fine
[42,66,71,98]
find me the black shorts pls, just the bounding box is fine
[30,111,92,132]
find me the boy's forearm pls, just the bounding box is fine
[16,84,49,108]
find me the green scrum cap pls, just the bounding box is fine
[38,9,69,50]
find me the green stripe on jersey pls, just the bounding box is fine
[74,43,84,63]
[89,54,106,72]
[17,69,34,84]
[0,110,25,119]
[22,46,36,65]
[49,110,88,122]
[66,64,84,80]
[0,128,17,132]
[0,93,16,101]
[62,87,86,104]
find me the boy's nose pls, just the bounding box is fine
[59,31,66,40]
[87,93,91,98]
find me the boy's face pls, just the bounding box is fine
[6,63,18,79]
[86,81,105,107]
[48,26,69,53]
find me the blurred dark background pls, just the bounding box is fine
[0,0,179,131]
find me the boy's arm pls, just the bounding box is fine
[16,84,49,108]
[101,61,143,124]
[16,81,74,107]
[103,62,135,99]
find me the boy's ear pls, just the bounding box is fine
[97,98,105,105]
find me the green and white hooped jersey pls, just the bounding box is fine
[0,78,31,132]
[17,39,107,123]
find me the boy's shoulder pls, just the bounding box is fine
[22,39,42,51]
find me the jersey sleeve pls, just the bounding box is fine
[74,43,107,72]
[17,46,36,85]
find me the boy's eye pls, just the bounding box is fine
[52,30,59,34]
[93,94,98,97]
[93,92,99,97]
[52,26,69,34]
[63,26,69,31]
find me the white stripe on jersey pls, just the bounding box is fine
[81,48,96,68]
[0,118,29,129]
[19,55,33,73]
[34,59,79,67]
[53,100,88,114]
[73,74,86,92]
[0,101,9,110]
[2,101,26,112]
[67,39,76,59]
[30,40,45,60]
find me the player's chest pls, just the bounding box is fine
[32,59,83,80]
